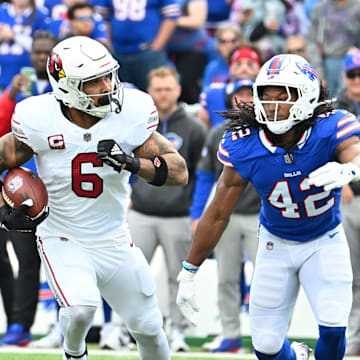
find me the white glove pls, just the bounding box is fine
[176,268,199,326]
[308,162,360,191]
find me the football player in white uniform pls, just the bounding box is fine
[0,36,188,360]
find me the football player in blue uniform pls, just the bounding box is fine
[176,53,360,360]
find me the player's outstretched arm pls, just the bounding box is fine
[309,135,360,191]
[177,166,248,325]
[186,166,248,266]
[134,131,188,186]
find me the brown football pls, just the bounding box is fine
[2,167,48,218]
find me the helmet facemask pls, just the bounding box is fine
[253,54,321,135]
[47,36,124,119]
[65,64,123,118]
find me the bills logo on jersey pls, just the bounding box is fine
[165,132,183,150]
[48,134,65,149]
[48,51,66,81]
[266,241,274,250]
[8,176,23,194]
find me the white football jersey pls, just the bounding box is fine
[11,88,159,247]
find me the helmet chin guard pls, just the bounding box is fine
[47,36,123,118]
[253,54,321,135]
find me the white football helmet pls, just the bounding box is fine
[253,54,321,135]
[47,36,123,118]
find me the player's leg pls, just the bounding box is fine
[250,225,299,360]
[299,225,352,360]
[99,243,170,360]
[158,216,192,351]
[37,237,101,359]
[213,214,244,351]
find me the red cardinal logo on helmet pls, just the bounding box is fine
[48,51,66,81]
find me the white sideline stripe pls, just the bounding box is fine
[0,347,257,359]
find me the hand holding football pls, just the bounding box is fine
[2,167,48,218]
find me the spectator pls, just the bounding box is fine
[202,22,244,88]
[198,44,262,128]
[128,66,206,352]
[0,0,49,90]
[205,0,232,37]
[167,0,209,105]
[191,78,261,353]
[49,2,110,49]
[334,50,360,356]
[306,0,360,97]
[285,34,307,59]
[95,0,180,92]
[236,0,287,60]
[0,30,57,347]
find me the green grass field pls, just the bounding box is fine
[0,348,359,360]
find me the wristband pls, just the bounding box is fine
[182,261,199,273]
[125,156,140,174]
[149,156,168,186]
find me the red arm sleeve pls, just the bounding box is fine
[0,90,16,137]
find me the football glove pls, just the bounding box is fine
[308,162,360,191]
[176,268,199,326]
[0,199,49,233]
[96,139,140,174]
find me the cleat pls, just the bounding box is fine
[0,324,32,346]
[291,341,312,360]
[63,348,88,359]
[99,323,129,351]
[30,323,63,348]
[211,337,243,353]
[202,335,223,351]
[170,329,189,352]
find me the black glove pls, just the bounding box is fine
[96,139,140,174]
[0,199,49,233]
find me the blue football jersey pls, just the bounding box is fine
[0,4,49,88]
[217,110,360,241]
[93,0,180,54]
[199,82,227,127]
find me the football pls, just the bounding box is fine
[2,167,48,218]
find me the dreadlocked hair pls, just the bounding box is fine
[216,98,260,132]
[218,81,335,150]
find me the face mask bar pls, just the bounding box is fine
[255,85,298,124]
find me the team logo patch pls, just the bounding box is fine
[7,176,23,194]
[153,157,161,167]
[48,51,66,81]
[165,132,183,151]
[266,241,274,250]
[295,61,319,81]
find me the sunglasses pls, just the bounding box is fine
[346,70,360,79]
[74,15,93,21]
[218,38,237,44]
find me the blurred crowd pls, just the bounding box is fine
[1,0,360,356]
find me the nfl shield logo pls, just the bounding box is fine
[284,153,294,164]
[266,241,274,250]
[83,133,91,142]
